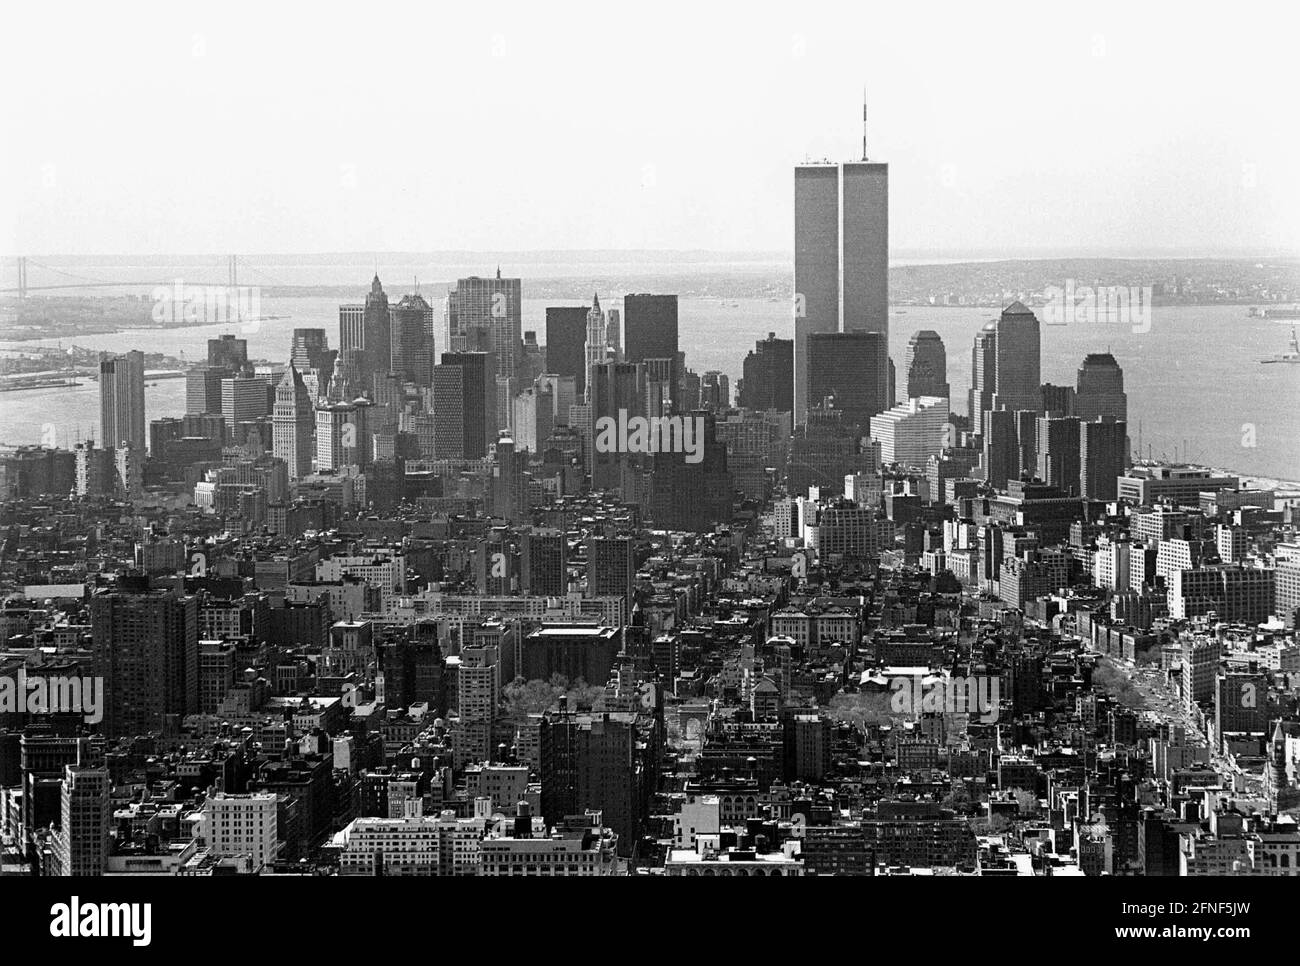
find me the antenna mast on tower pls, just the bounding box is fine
[862,86,868,161]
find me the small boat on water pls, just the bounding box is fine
[1260,328,1300,364]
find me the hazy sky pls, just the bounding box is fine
[3,0,1297,257]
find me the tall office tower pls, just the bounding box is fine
[648,412,734,531]
[391,293,436,388]
[642,358,675,418]
[186,366,225,416]
[992,302,1042,415]
[99,349,145,451]
[806,331,889,429]
[521,330,545,386]
[1081,419,1128,501]
[539,710,643,857]
[207,334,248,372]
[584,293,616,402]
[89,579,199,738]
[537,373,577,427]
[700,371,729,410]
[981,408,1019,489]
[793,143,889,425]
[315,381,370,471]
[291,328,331,370]
[789,409,869,497]
[54,764,109,876]
[433,351,492,459]
[1040,383,1077,416]
[587,534,636,609]
[739,333,794,412]
[1076,352,1127,422]
[968,322,998,437]
[522,528,568,596]
[623,294,679,406]
[904,330,949,402]
[459,644,501,764]
[206,793,279,871]
[222,372,272,423]
[338,275,392,392]
[1013,409,1039,479]
[272,366,315,479]
[589,360,644,491]
[492,436,528,522]
[868,396,950,467]
[546,306,590,398]
[1035,415,1082,496]
[446,271,522,382]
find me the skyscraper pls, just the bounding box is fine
[1035,415,1082,496]
[433,351,492,459]
[981,408,1018,489]
[339,275,391,391]
[1081,418,1128,500]
[446,271,522,382]
[968,322,997,438]
[738,333,794,413]
[793,142,889,424]
[546,306,590,397]
[272,366,315,479]
[291,328,332,371]
[904,330,949,402]
[1076,352,1128,423]
[806,331,889,429]
[207,334,248,372]
[624,294,679,407]
[869,396,950,467]
[98,349,145,451]
[89,579,199,738]
[584,293,616,402]
[992,302,1042,415]
[54,764,109,877]
[391,293,436,388]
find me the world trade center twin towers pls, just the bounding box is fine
[793,154,890,426]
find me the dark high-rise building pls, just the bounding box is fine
[89,581,199,738]
[806,331,889,429]
[648,412,734,531]
[433,351,491,459]
[539,710,647,857]
[1076,352,1128,423]
[793,152,889,425]
[981,408,1018,489]
[99,350,145,451]
[587,533,636,610]
[207,334,248,372]
[1081,418,1128,501]
[338,275,391,391]
[589,361,644,491]
[522,528,568,597]
[391,293,436,388]
[1035,415,1082,496]
[738,333,794,413]
[904,330,949,402]
[186,366,226,416]
[290,328,332,371]
[1040,383,1077,417]
[992,302,1041,416]
[545,306,590,398]
[623,294,679,406]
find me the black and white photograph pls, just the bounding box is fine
[0,0,1297,948]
